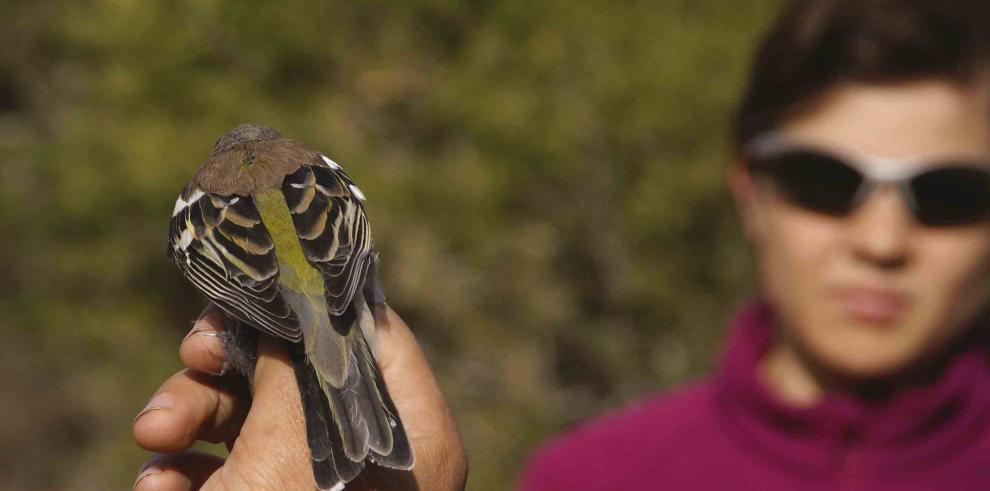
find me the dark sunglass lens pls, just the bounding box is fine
[911,167,990,226]
[754,150,862,216]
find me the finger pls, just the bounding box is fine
[217,335,316,490]
[180,304,228,376]
[134,369,249,453]
[133,451,224,491]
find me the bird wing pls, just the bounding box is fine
[168,186,301,342]
[281,155,373,333]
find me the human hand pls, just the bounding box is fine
[133,305,468,490]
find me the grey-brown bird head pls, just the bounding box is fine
[193,123,319,196]
[213,123,282,154]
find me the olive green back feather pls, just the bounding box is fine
[254,188,325,294]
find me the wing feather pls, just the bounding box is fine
[169,187,301,342]
[282,162,374,323]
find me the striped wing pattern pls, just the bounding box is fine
[282,156,373,333]
[168,187,301,342]
[169,148,412,490]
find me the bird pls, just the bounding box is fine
[167,123,414,490]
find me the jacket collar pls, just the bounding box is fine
[714,299,990,475]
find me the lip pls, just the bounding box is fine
[833,285,911,326]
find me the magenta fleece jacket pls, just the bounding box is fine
[518,300,990,490]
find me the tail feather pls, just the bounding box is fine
[293,351,331,461]
[324,391,365,484]
[367,351,414,469]
[326,360,370,461]
[312,459,344,491]
[360,258,414,469]
[351,298,395,455]
[291,344,364,490]
[291,293,414,489]
[353,342,394,455]
[360,259,414,469]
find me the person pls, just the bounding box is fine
[133,0,990,489]
[520,0,990,489]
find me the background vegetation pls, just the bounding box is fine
[0,1,782,489]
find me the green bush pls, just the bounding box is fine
[0,1,780,489]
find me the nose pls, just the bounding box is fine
[846,184,912,270]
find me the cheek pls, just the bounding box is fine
[912,229,990,336]
[756,205,839,308]
[755,206,848,364]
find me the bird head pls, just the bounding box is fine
[213,123,282,155]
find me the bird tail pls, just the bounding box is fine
[289,299,414,490]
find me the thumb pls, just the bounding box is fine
[203,335,316,490]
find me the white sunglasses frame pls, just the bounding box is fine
[744,132,990,219]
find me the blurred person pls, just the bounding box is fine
[132,0,990,490]
[521,0,990,489]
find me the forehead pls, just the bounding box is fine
[779,79,990,160]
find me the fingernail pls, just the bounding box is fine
[184,321,218,342]
[133,462,162,488]
[134,392,173,423]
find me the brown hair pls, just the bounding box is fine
[732,0,990,154]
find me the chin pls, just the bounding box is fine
[815,348,918,382]
[795,313,932,382]
[798,319,929,382]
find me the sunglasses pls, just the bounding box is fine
[743,134,990,227]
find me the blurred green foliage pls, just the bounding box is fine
[0,1,782,489]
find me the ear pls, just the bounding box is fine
[727,160,767,244]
